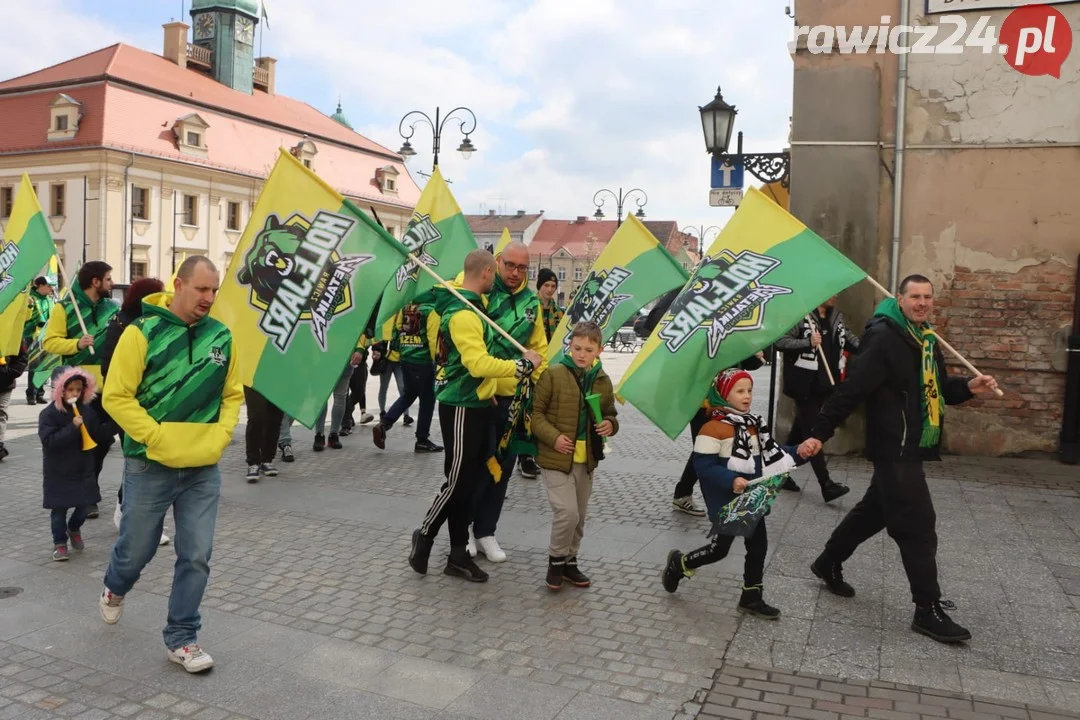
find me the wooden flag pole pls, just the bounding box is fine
[863,275,1003,396]
[52,254,95,356]
[806,314,836,386]
[366,206,529,356]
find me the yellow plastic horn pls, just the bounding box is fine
[70,402,98,451]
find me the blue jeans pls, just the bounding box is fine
[378,362,409,417]
[50,507,89,545]
[104,457,221,650]
[382,362,436,442]
[472,395,515,539]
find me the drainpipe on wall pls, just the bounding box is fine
[889,0,910,293]
[123,152,135,283]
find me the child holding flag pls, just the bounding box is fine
[531,321,618,591]
[661,368,807,618]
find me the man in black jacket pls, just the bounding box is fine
[798,275,998,644]
[0,338,29,461]
[776,296,859,503]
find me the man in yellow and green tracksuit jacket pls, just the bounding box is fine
[469,241,548,563]
[409,250,542,583]
[43,261,118,515]
[22,276,54,404]
[100,256,243,672]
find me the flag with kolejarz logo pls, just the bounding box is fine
[616,186,868,439]
[211,149,410,427]
[547,214,689,364]
[375,166,477,328]
[0,175,55,356]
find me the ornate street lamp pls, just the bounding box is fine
[397,106,477,171]
[699,86,790,188]
[592,187,648,227]
[681,224,722,256]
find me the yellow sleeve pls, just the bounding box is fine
[449,311,518,379]
[43,304,79,357]
[102,326,162,448]
[426,310,440,361]
[527,309,549,380]
[216,347,244,438]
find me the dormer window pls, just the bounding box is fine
[375,165,400,195]
[291,138,318,171]
[173,113,210,158]
[47,93,81,142]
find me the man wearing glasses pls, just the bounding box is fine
[469,242,549,563]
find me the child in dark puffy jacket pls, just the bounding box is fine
[39,367,112,561]
[661,368,807,619]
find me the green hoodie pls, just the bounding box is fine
[397,289,437,364]
[433,288,520,407]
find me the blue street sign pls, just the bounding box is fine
[711,156,744,189]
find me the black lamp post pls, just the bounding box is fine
[699,87,790,188]
[397,106,477,171]
[681,224,721,256]
[592,187,648,227]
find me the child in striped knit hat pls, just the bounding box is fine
[660,367,807,618]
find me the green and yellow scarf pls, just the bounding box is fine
[874,297,944,447]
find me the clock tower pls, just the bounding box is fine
[190,0,260,94]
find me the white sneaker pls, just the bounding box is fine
[99,587,124,625]
[159,532,170,546]
[168,644,215,673]
[476,535,507,563]
[466,528,477,558]
[113,502,122,530]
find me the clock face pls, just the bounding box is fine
[236,16,254,45]
[194,13,215,40]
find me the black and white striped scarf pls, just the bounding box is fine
[708,407,797,478]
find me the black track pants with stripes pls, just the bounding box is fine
[420,403,494,547]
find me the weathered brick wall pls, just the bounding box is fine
[936,262,1074,456]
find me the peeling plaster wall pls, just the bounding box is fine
[791,0,1080,457]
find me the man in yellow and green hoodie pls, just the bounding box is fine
[43,261,118,517]
[409,250,542,583]
[22,276,54,404]
[469,241,548,563]
[99,256,243,674]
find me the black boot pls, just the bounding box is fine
[738,584,781,620]
[26,390,36,406]
[781,475,801,492]
[35,390,45,404]
[563,557,591,588]
[0,443,7,461]
[408,529,434,575]
[546,556,565,591]
[445,546,489,583]
[912,600,971,643]
[821,480,850,503]
[313,433,325,452]
[810,552,856,597]
[662,550,694,593]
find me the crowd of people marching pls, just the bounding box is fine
[0,244,997,675]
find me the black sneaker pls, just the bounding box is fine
[279,443,295,462]
[738,585,781,620]
[86,504,99,519]
[662,550,693,593]
[409,529,434,575]
[518,456,539,479]
[338,425,352,437]
[810,552,856,597]
[912,600,971,643]
[260,462,278,477]
[313,434,325,452]
[245,464,260,483]
[563,557,591,588]
[414,439,443,453]
[0,444,7,462]
[546,556,566,591]
[782,475,801,492]
[26,392,36,406]
[445,551,489,583]
[403,415,414,427]
[328,433,342,450]
[35,391,45,404]
[373,425,387,450]
[821,481,850,503]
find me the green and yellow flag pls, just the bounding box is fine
[493,228,512,257]
[0,293,29,356]
[548,214,689,363]
[0,175,54,313]
[375,167,477,328]
[617,186,868,439]
[212,149,410,427]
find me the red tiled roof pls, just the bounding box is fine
[0,43,419,208]
[529,219,619,259]
[465,212,543,233]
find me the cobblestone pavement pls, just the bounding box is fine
[0,354,1078,719]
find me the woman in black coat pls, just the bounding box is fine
[40,367,113,560]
